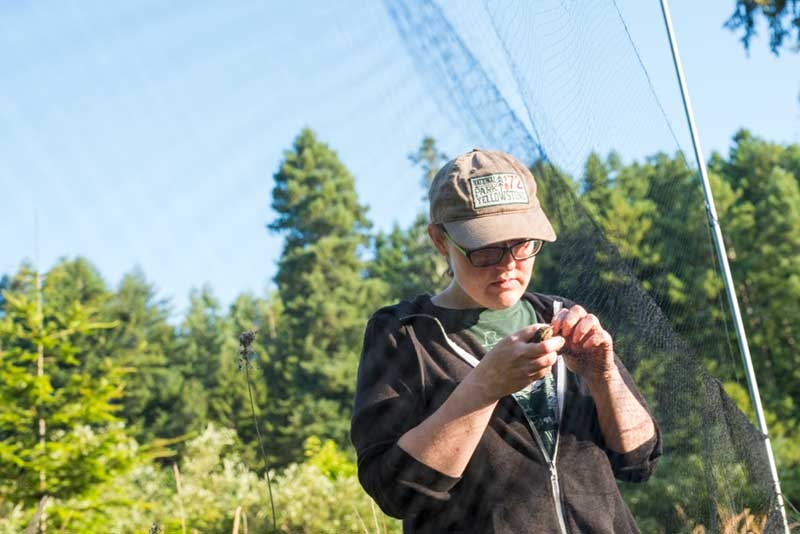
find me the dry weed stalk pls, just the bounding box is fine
[676,504,768,533]
[238,329,277,531]
[173,463,188,534]
[232,506,241,534]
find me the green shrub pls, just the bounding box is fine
[27,424,400,533]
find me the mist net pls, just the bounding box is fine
[378,0,786,532]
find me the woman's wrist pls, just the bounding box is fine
[462,366,504,406]
[582,360,622,394]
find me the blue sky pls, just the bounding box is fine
[1,1,798,319]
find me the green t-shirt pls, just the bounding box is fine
[462,299,559,458]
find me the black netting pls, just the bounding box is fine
[387,0,789,531]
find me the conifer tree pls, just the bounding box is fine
[0,265,134,516]
[100,270,177,443]
[207,292,276,467]
[578,152,724,350]
[36,258,111,382]
[163,286,227,440]
[710,130,800,414]
[524,158,579,293]
[369,137,449,302]
[580,151,615,219]
[267,128,383,462]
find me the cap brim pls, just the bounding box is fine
[444,209,557,249]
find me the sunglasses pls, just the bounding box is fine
[442,230,543,268]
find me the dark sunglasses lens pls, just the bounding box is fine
[467,240,542,267]
[512,239,541,259]
[469,248,504,267]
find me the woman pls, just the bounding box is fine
[351,148,660,533]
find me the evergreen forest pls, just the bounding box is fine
[1,128,798,533]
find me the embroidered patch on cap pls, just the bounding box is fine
[470,173,529,209]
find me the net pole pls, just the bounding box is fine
[659,1,789,530]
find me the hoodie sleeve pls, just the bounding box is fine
[603,355,662,482]
[532,292,662,482]
[350,311,461,518]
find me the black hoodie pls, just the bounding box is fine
[351,292,661,533]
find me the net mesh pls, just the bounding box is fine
[386,0,785,531]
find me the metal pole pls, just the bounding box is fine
[659,1,789,531]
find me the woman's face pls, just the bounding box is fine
[428,224,536,310]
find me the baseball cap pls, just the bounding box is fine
[429,148,557,249]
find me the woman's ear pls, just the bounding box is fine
[427,223,449,256]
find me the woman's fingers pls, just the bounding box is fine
[571,313,600,346]
[525,350,559,380]
[552,304,586,338]
[480,332,564,396]
[552,306,610,352]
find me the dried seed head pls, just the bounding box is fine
[532,325,553,343]
[237,330,259,370]
[239,330,257,348]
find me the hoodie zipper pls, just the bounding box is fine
[402,310,570,533]
[514,359,569,534]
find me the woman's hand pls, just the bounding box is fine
[471,324,565,400]
[551,304,617,382]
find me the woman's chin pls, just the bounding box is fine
[485,286,525,309]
